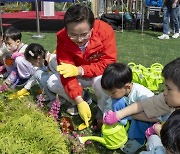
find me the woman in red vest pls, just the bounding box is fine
[47,4,117,129]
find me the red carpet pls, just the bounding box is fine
[2,11,65,32]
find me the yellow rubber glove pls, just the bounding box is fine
[8,88,30,100]
[78,120,92,131]
[77,101,91,127]
[57,62,78,78]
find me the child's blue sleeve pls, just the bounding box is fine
[112,97,132,125]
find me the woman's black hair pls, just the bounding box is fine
[64,4,95,29]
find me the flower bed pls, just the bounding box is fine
[0,95,68,153]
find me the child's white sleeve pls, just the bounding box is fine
[24,75,37,90]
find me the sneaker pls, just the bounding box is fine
[67,105,78,116]
[158,34,169,39]
[172,33,179,39]
[121,139,144,154]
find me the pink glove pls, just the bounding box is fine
[104,110,119,125]
[11,52,24,59]
[145,123,160,139]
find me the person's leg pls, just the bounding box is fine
[158,6,170,39]
[163,6,170,35]
[169,13,175,34]
[91,75,109,112]
[146,135,163,151]
[179,6,180,31]
[34,70,56,102]
[128,120,153,141]
[98,0,105,16]
[171,6,180,38]
[122,120,153,153]
[47,73,75,104]
[91,75,109,129]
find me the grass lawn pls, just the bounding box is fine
[22,30,179,66]
[6,29,179,153]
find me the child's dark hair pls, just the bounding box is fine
[161,109,180,153]
[3,26,22,41]
[101,63,132,91]
[64,4,95,29]
[162,57,180,91]
[24,43,46,62]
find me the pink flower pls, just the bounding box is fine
[36,94,46,109]
[48,95,61,120]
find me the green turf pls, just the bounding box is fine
[22,30,179,66]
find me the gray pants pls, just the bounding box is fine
[47,73,109,113]
[34,69,56,102]
[140,135,166,154]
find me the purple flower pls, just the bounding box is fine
[36,94,46,109]
[48,95,61,120]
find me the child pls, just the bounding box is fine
[140,109,180,154]
[104,57,180,153]
[0,32,8,76]
[10,43,57,103]
[101,62,155,153]
[1,26,35,87]
[12,43,92,108]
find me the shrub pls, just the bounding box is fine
[0,98,68,153]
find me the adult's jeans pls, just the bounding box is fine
[163,6,179,34]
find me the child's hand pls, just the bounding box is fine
[145,122,161,139]
[154,123,162,136]
[104,110,119,125]
[145,125,156,139]
[11,52,23,59]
